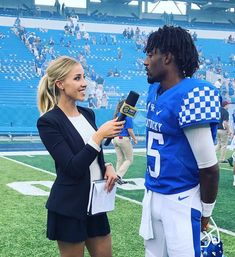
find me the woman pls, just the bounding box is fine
[113,99,138,184]
[37,56,124,257]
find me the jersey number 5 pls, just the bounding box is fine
[147,131,164,178]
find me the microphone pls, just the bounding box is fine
[104,91,140,146]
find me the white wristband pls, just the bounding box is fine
[201,201,216,217]
[105,162,113,167]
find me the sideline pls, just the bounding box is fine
[1,155,235,237]
[0,148,146,156]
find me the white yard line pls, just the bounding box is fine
[1,155,235,237]
[1,156,56,176]
[0,148,146,156]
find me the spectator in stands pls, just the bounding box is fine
[229,53,235,65]
[78,53,88,72]
[84,42,91,56]
[95,84,103,108]
[61,2,65,16]
[169,13,174,25]
[90,69,97,81]
[96,75,104,85]
[37,56,124,257]
[117,47,123,60]
[54,0,60,15]
[192,31,198,42]
[48,37,55,46]
[13,16,21,28]
[135,27,140,36]
[220,82,227,98]
[107,69,114,77]
[91,35,97,45]
[100,92,109,109]
[110,34,117,45]
[227,34,235,44]
[123,28,127,38]
[214,78,222,90]
[87,94,96,108]
[161,11,169,25]
[83,31,90,41]
[112,99,137,184]
[80,23,86,36]
[75,23,80,33]
[216,100,232,163]
[64,23,70,34]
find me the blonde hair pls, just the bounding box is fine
[37,56,79,114]
[114,99,125,118]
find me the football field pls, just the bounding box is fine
[0,151,235,257]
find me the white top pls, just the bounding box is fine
[68,114,102,181]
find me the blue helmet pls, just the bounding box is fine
[201,218,224,257]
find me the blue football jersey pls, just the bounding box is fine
[145,78,220,194]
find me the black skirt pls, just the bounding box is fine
[47,211,110,243]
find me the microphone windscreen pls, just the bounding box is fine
[103,91,139,146]
[125,91,140,107]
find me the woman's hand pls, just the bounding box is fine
[92,118,125,145]
[104,164,117,192]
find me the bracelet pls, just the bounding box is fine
[105,162,113,167]
[201,201,216,217]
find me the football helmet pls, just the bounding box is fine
[201,217,224,257]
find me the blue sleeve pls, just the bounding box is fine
[125,116,133,129]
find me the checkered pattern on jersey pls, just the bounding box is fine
[179,86,220,127]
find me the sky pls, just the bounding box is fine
[35,0,199,14]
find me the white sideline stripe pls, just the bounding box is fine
[116,194,142,206]
[0,148,146,156]
[2,156,235,237]
[1,156,56,177]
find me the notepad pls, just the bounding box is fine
[87,179,117,215]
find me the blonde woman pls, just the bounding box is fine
[37,56,124,257]
[113,99,137,184]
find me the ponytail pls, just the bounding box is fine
[37,75,58,114]
[37,56,80,114]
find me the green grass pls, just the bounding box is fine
[0,157,144,257]
[2,153,235,256]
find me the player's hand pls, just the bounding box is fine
[133,138,138,144]
[104,165,117,193]
[201,216,210,232]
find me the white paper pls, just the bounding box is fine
[87,180,117,215]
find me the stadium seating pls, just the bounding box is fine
[0,23,235,136]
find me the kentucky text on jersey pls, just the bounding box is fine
[146,118,163,132]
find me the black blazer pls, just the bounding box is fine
[37,105,106,219]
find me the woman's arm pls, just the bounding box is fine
[37,116,99,180]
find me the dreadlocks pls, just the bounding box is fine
[144,25,199,78]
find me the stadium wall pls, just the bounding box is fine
[0,15,235,39]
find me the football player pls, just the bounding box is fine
[139,26,220,257]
